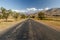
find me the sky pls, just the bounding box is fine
[0,0,60,12]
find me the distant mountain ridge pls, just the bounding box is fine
[45,8,60,15]
[30,8,60,17]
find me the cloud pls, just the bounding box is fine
[44,7,50,10]
[27,8,37,11]
[12,10,20,12]
[12,10,27,13]
[38,9,43,11]
[12,7,50,13]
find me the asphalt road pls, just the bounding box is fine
[0,19,60,40]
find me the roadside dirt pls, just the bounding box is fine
[0,19,26,34]
[34,19,60,32]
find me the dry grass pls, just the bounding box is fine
[35,18,60,31]
[0,19,25,33]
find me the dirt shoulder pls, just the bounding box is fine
[34,19,60,32]
[0,19,26,33]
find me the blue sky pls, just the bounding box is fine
[0,0,60,10]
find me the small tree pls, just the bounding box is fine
[8,9,12,15]
[30,15,35,18]
[1,7,11,21]
[21,14,26,19]
[38,12,45,20]
[13,12,19,21]
[0,14,2,23]
[2,12,10,21]
[1,7,6,14]
[0,14,2,19]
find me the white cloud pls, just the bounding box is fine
[27,8,37,11]
[44,7,50,10]
[38,9,43,11]
[12,7,50,13]
[19,10,27,12]
[12,10,27,13]
[12,10,20,12]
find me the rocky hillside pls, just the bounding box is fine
[44,8,60,16]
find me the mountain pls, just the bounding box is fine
[12,8,60,17]
[29,8,60,17]
[44,8,60,16]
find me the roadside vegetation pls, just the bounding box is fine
[30,11,60,31]
[0,7,27,22]
[0,7,27,32]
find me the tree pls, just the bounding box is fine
[38,12,45,20]
[8,9,12,15]
[13,12,19,21]
[30,15,35,18]
[0,14,2,23]
[0,14,2,19]
[1,7,10,21]
[1,7,6,14]
[3,12,10,21]
[5,9,12,21]
[21,14,26,19]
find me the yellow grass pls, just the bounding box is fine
[35,19,60,31]
[0,19,25,33]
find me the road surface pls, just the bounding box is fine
[0,19,60,40]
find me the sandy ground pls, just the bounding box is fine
[34,19,60,32]
[0,19,26,33]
